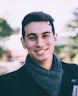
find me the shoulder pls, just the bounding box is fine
[61,61,78,78]
[0,65,27,80]
[61,61,78,70]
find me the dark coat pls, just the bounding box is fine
[0,62,78,96]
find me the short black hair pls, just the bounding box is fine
[22,11,55,38]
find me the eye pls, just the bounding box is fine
[43,34,50,38]
[28,36,37,41]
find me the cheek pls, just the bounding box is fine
[26,41,36,49]
[47,39,55,45]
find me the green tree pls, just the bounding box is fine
[0,18,13,37]
[66,8,78,34]
[0,47,4,58]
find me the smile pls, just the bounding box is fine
[35,48,48,55]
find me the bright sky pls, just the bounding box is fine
[0,0,78,35]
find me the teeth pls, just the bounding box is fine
[36,50,45,55]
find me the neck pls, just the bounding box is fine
[34,56,53,70]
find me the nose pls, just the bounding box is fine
[36,37,44,47]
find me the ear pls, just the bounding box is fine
[20,37,26,49]
[53,33,58,45]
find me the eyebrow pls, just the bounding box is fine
[43,31,51,35]
[27,31,51,37]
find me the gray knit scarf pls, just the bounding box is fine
[25,54,63,96]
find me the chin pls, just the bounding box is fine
[35,56,48,62]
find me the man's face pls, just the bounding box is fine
[21,21,57,63]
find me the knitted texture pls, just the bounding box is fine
[25,54,63,96]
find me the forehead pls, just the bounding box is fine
[24,21,52,34]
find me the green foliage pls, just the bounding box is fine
[66,8,78,33]
[61,8,78,63]
[0,18,13,37]
[55,43,78,63]
[0,47,4,58]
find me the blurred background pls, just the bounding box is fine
[0,0,78,75]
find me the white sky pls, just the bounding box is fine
[0,0,78,35]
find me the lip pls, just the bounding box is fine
[35,48,48,55]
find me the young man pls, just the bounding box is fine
[0,11,78,96]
